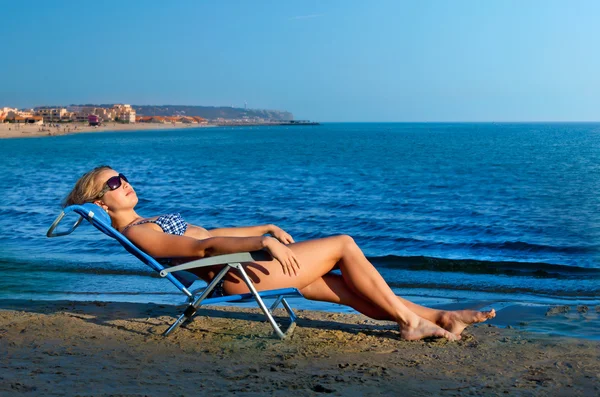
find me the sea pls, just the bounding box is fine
[1,123,599,338]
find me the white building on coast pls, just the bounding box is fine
[35,108,68,122]
[66,104,137,123]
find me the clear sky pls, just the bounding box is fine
[1,0,599,122]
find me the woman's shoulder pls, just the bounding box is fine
[120,216,161,234]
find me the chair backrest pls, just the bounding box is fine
[63,203,198,292]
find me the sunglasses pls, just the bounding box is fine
[98,173,129,198]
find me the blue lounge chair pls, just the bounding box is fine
[47,203,302,338]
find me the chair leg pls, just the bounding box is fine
[163,266,231,337]
[163,305,196,337]
[234,264,297,339]
[269,296,283,313]
[163,264,299,338]
[281,298,298,324]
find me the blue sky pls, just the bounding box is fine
[1,0,599,121]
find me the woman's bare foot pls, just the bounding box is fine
[438,309,496,336]
[400,317,460,341]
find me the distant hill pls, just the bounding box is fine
[131,105,294,121]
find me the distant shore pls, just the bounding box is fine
[0,121,215,139]
[0,120,319,139]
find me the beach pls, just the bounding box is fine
[1,300,598,396]
[0,122,211,139]
[0,121,310,139]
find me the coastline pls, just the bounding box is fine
[1,299,598,396]
[0,120,318,139]
[0,121,215,139]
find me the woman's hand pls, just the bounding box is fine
[269,225,295,245]
[263,237,301,276]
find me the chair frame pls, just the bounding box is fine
[47,203,302,339]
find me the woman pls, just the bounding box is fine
[64,166,495,341]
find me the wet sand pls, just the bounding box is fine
[0,122,212,139]
[1,300,598,396]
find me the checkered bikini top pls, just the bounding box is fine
[122,213,188,236]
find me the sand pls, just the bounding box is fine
[1,300,598,396]
[0,122,212,139]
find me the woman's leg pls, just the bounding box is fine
[300,273,495,335]
[301,273,393,320]
[223,235,458,340]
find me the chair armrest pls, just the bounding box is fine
[158,250,271,277]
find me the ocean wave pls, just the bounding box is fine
[465,240,599,254]
[4,252,597,281]
[0,258,154,278]
[386,237,598,255]
[386,281,599,298]
[367,255,600,278]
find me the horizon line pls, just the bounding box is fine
[316,120,600,123]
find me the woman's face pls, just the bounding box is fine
[94,169,138,211]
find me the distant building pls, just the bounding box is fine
[113,104,136,123]
[136,116,153,123]
[10,115,41,124]
[28,116,43,125]
[150,116,166,123]
[192,116,207,124]
[0,108,10,123]
[5,109,36,122]
[180,116,196,124]
[94,108,116,122]
[17,109,34,118]
[118,111,136,123]
[1,107,18,117]
[67,104,134,123]
[35,108,68,122]
[71,106,98,122]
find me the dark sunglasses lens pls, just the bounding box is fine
[119,173,128,183]
[106,176,122,190]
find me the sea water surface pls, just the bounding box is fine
[1,123,599,336]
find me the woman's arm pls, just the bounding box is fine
[126,225,272,258]
[208,224,295,244]
[208,224,273,237]
[127,226,301,275]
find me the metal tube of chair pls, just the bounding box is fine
[273,297,297,337]
[234,264,286,339]
[270,296,284,313]
[281,299,298,324]
[163,265,231,337]
[281,298,298,323]
[164,313,188,336]
[47,213,84,237]
[189,265,230,309]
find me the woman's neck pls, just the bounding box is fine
[111,210,143,231]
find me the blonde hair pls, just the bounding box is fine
[63,165,113,207]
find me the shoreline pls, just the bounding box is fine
[1,299,598,396]
[0,120,319,139]
[0,121,215,139]
[3,291,597,341]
